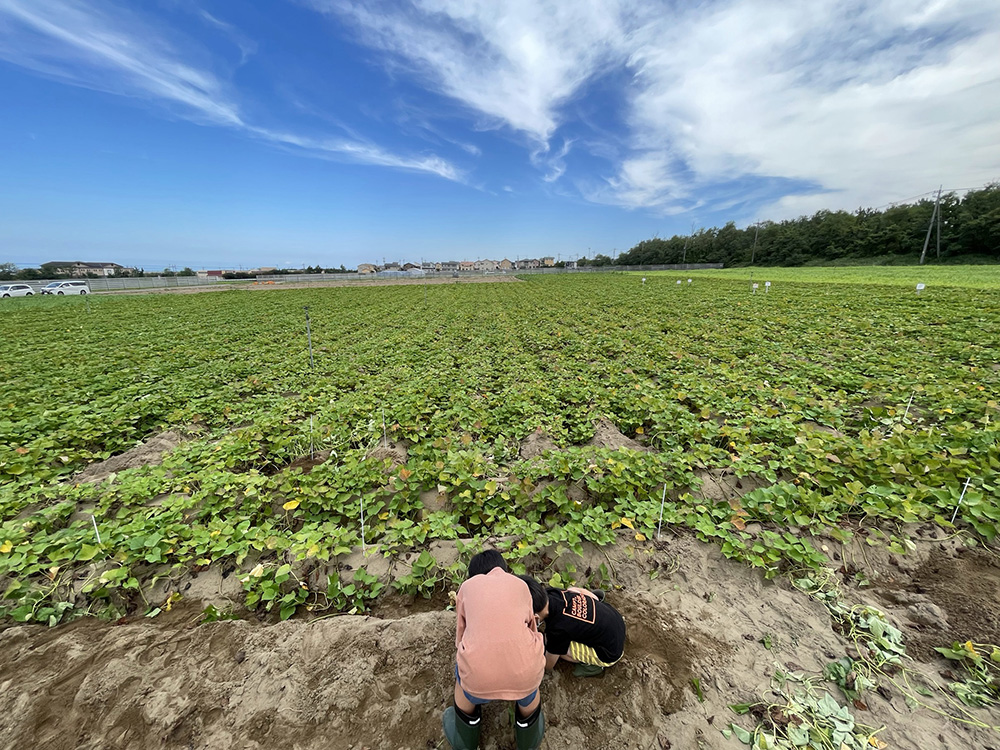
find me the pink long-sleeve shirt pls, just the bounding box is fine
[454,568,545,700]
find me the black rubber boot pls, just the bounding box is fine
[514,705,545,750]
[573,662,605,677]
[443,704,482,749]
[590,589,606,601]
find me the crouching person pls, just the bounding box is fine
[443,550,546,750]
[520,576,626,677]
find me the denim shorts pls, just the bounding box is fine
[454,664,538,708]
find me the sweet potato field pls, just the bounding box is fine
[1,274,998,627]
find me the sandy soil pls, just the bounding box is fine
[2,533,998,750]
[75,431,187,484]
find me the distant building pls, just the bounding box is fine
[541,256,555,267]
[357,263,377,274]
[383,262,402,271]
[402,262,420,270]
[516,258,541,269]
[440,261,459,272]
[459,261,475,272]
[43,261,131,277]
[499,259,514,270]
[474,259,499,271]
[564,260,578,269]
[421,261,437,272]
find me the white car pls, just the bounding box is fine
[0,283,34,297]
[40,281,91,295]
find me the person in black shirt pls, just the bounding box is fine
[519,576,626,677]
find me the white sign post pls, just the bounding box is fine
[765,281,771,293]
[752,283,759,294]
[916,283,926,295]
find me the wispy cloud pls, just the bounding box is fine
[603,0,1000,217]
[314,0,1000,216]
[0,0,462,180]
[313,0,631,145]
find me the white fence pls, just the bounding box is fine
[12,276,226,292]
[7,263,725,292]
[255,263,724,285]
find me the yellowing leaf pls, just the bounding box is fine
[283,499,301,511]
[635,533,647,542]
[0,540,12,554]
[635,426,644,434]
[619,517,635,530]
[249,563,265,578]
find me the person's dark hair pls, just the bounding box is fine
[518,575,547,614]
[467,549,508,577]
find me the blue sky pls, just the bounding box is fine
[1,0,999,270]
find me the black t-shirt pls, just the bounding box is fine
[543,589,626,664]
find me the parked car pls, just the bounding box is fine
[0,283,34,297]
[40,281,91,295]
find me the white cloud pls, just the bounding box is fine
[316,0,632,144]
[319,0,1000,215]
[607,0,1000,217]
[0,0,461,180]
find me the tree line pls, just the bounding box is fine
[613,183,1000,267]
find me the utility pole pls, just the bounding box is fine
[919,186,942,265]
[936,186,942,260]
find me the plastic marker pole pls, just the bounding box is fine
[765,281,771,293]
[656,483,667,540]
[752,283,759,294]
[642,277,646,285]
[916,283,925,295]
[303,306,314,369]
[950,478,972,524]
[676,280,682,286]
[91,515,102,545]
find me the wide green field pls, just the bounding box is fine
[659,264,1000,289]
[1,274,998,624]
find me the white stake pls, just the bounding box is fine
[656,484,668,540]
[310,416,314,460]
[950,478,972,524]
[91,515,102,545]
[381,406,388,446]
[902,392,914,421]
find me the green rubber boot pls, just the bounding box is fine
[573,662,605,678]
[514,706,545,750]
[443,704,482,750]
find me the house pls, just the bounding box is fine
[439,261,459,272]
[421,262,437,272]
[383,262,402,271]
[43,261,131,277]
[474,259,499,271]
[498,259,514,270]
[564,260,578,269]
[541,257,555,267]
[357,264,377,274]
[459,261,475,272]
[249,267,277,275]
[402,263,420,271]
[517,258,541,269]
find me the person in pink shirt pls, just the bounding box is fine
[443,550,546,750]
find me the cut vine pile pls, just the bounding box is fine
[1,274,998,748]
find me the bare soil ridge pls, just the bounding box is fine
[2,535,998,750]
